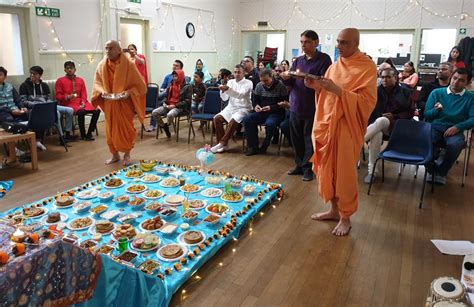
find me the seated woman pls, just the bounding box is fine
[243,69,288,155]
[190,59,212,85]
[448,46,465,69]
[398,61,419,89]
[150,70,192,138]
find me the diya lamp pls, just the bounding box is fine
[11,228,26,243]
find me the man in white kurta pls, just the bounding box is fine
[211,64,253,153]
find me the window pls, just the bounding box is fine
[420,29,457,66]
[0,13,24,75]
[360,31,414,68]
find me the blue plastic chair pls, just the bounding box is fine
[367,119,433,208]
[141,83,159,139]
[28,102,68,152]
[187,88,221,145]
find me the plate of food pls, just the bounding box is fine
[179,184,201,193]
[73,201,93,214]
[98,191,115,202]
[116,213,141,224]
[137,259,160,275]
[130,233,161,252]
[205,176,223,186]
[126,184,147,194]
[140,216,165,232]
[22,206,48,219]
[159,177,180,188]
[189,199,206,210]
[164,195,185,206]
[177,230,206,246]
[112,223,137,240]
[200,188,223,198]
[125,169,144,178]
[160,208,177,218]
[154,166,169,175]
[241,185,256,196]
[95,244,115,255]
[104,178,125,189]
[41,212,68,225]
[100,209,121,221]
[76,189,99,200]
[181,210,199,221]
[141,174,161,183]
[145,202,164,213]
[221,191,243,203]
[286,70,322,80]
[89,204,108,216]
[79,239,98,249]
[159,223,178,235]
[143,189,165,200]
[229,179,242,189]
[203,214,221,225]
[54,195,76,208]
[157,243,188,262]
[113,195,129,205]
[89,220,115,235]
[206,203,229,216]
[129,197,146,210]
[67,216,95,231]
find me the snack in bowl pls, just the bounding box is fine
[80,239,98,249]
[125,169,143,178]
[141,174,161,183]
[203,214,220,224]
[104,178,124,188]
[117,250,138,263]
[90,204,108,215]
[145,202,163,212]
[189,199,206,210]
[77,189,99,199]
[95,244,114,255]
[154,166,169,175]
[56,195,75,207]
[73,201,92,213]
[221,191,243,202]
[113,223,137,240]
[200,188,223,198]
[160,177,179,187]
[132,233,160,251]
[94,220,114,234]
[113,195,129,205]
[141,216,164,231]
[98,191,114,201]
[126,184,147,194]
[46,212,61,223]
[160,208,177,217]
[230,179,242,188]
[138,259,160,275]
[206,203,229,216]
[242,185,256,195]
[159,244,184,259]
[143,189,164,199]
[128,197,145,209]
[182,230,204,244]
[181,211,198,221]
[205,176,223,185]
[180,184,200,193]
[139,160,158,172]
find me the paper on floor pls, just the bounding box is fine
[431,240,474,256]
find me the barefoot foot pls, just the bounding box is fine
[332,218,352,236]
[105,155,120,165]
[123,153,132,166]
[311,209,340,221]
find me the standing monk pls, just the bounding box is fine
[304,28,377,236]
[91,40,147,166]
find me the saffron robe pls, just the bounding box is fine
[91,53,146,153]
[312,51,377,218]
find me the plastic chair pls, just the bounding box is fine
[188,88,221,145]
[28,102,68,152]
[140,83,159,139]
[367,119,433,208]
[257,47,278,66]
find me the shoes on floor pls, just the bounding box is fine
[162,124,171,138]
[434,175,446,185]
[245,147,259,156]
[216,145,228,153]
[64,134,79,142]
[211,143,224,153]
[82,134,95,141]
[287,166,304,175]
[364,173,375,184]
[302,170,314,181]
[36,141,47,151]
[145,126,156,132]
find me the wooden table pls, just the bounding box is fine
[0,131,38,170]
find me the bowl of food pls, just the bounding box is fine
[131,233,160,252]
[113,195,129,206]
[128,197,146,210]
[140,216,165,232]
[98,191,114,202]
[73,201,93,214]
[181,210,199,221]
[159,208,177,218]
[154,166,169,175]
[206,203,229,216]
[139,160,158,172]
[242,185,256,196]
[230,179,242,189]
[205,176,223,186]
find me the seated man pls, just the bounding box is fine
[211,64,253,153]
[191,71,206,114]
[56,61,101,141]
[19,66,76,150]
[150,69,192,138]
[0,66,28,124]
[425,68,474,184]
[364,67,414,183]
[243,69,288,155]
[417,62,453,121]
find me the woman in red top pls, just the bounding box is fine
[448,46,465,69]
[128,44,148,84]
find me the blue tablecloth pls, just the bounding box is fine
[2,163,283,307]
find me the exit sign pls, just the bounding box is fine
[35,6,60,18]
[128,0,141,3]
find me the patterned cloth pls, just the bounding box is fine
[0,239,101,306]
[0,181,13,198]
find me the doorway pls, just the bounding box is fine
[119,17,148,59]
[241,31,286,65]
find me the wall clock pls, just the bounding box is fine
[186,22,195,38]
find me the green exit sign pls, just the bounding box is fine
[128,0,141,3]
[35,6,60,18]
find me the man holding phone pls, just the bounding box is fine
[281,30,332,181]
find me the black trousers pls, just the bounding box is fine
[77,109,101,137]
[289,111,314,172]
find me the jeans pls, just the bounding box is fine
[244,112,284,149]
[431,123,465,176]
[57,105,74,135]
[149,91,167,127]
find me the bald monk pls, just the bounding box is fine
[91,40,147,166]
[304,28,377,236]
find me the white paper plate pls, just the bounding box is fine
[76,189,99,200]
[205,203,229,217]
[89,222,116,235]
[164,195,185,206]
[140,175,161,184]
[23,207,49,219]
[125,185,148,194]
[142,190,166,200]
[220,192,243,203]
[188,199,207,210]
[179,185,201,193]
[67,217,95,231]
[159,180,180,188]
[125,172,144,179]
[156,244,188,262]
[54,199,77,209]
[104,181,126,189]
[200,188,223,198]
[41,212,68,225]
[139,219,166,233]
[129,235,161,252]
[177,230,206,246]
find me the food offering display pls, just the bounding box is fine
[0,162,284,306]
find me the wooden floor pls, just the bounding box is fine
[1,120,472,307]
